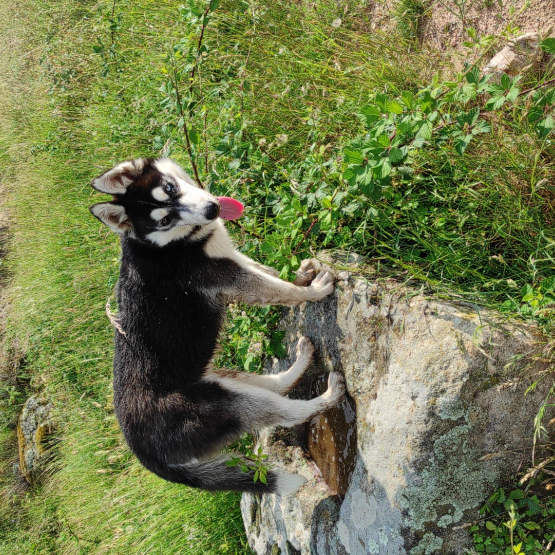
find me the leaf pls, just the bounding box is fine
[472,120,491,134]
[400,91,415,110]
[509,489,525,500]
[343,148,364,164]
[486,95,506,110]
[386,99,404,114]
[388,147,404,163]
[527,106,543,123]
[188,129,200,145]
[500,73,511,90]
[454,134,472,155]
[485,521,497,531]
[360,104,381,124]
[416,120,433,140]
[540,37,555,54]
[524,521,541,530]
[465,65,480,84]
[377,159,392,179]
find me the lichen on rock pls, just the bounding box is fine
[17,395,53,485]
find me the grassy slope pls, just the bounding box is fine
[0,2,248,554]
[0,0,554,553]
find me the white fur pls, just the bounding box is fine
[152,187,170,202]
[90,203,130,234]
[92,159,144,194]
[275,471,307,494]
[154,159,198,187]
[151,208,169,221]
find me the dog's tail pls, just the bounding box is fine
[145,455,306,494]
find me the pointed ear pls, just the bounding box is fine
[90,203,133,234]
[91,159,145,195]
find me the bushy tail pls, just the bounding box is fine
[144,456,306,494]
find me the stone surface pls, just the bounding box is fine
[17,395,53,485]
[484,32,542,76]
[241,256,552,555]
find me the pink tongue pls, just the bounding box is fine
[216,196,244,220]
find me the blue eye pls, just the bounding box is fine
[164,183,176,195]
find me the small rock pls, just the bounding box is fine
[484,32,541,76]
[17,395,53,485]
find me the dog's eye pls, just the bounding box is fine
[163,183,176,196]
[160,216,170,226]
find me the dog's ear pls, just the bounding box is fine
[91,159,145,195]
[90,202,133,234]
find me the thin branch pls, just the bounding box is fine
[519,76,555,97]
[170,69,203,188]
[189,6,212,97]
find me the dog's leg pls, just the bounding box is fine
[226,266,334,306]
[208,337,313,395]
[207,371,346,430]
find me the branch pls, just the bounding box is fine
[170,70,203,188]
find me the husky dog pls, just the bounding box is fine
[89,158,345,494]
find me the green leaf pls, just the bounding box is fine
[360,105,381,124]
[416,120,433,140]
[465,66,480,84]
[386,99,404,114]
[540,37,555,54]
[500,73,511,90]
[377,159,392,179]
[388,147,404,163]
[485,521,497,531]
[400,91,415,110]
[343,148,364,164]
[486,95,506,110]
[509,489,525,500]
[188,129,200,145]
[523,521,541,530]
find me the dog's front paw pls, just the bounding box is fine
[308,270,334,300]
[324,372,346,404]
[293,259,321,286]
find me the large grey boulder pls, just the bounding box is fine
[241,257,551,555]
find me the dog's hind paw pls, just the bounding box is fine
[325,372,346,404]
[296,336,314,362]
[308,270,334,300]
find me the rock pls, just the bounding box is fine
[241,256,552,555]
[17,395,53,485]
[483,32,541,76]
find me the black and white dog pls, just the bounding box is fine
[90,158,345,494]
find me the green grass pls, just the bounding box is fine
[0,0,554,553]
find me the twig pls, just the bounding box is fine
[519,76,555,97]
[170,69,203,188]
[291,220,316,256]
[189,6,212,97]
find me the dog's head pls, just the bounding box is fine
[90,158,233,247]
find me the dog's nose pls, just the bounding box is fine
[205,201,221,221]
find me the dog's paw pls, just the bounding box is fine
[308,270,334,300]
[296,336,314,362]
[324,372,346,404]
[293,259,321,286]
